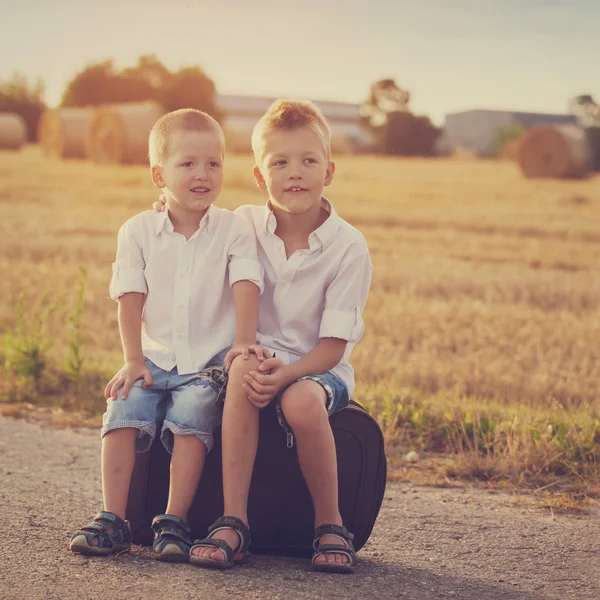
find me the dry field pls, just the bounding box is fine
[1,146,599,496]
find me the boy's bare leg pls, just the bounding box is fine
[280,380,348,565]
[192,355,261,560]
[164,434,206,521]
[97,428,137,545]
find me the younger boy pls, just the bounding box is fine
[189,100,372,573]
[70,109,263,562]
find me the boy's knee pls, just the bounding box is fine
[228,354,262,382]
[281,381,327,430]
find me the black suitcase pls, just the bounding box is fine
[126,400,387,557]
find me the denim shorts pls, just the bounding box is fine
[101,351,227,454]
[274,370,350,448]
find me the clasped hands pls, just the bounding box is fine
[224,344,287,408]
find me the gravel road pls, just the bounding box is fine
[0,416,598,600]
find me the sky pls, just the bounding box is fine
[1,0,599,125]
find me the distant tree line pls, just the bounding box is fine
[0,55,220,143]
[3,62,439,157]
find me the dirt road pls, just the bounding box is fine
[0,416,597,600]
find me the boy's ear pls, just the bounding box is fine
[151,165,165,189]
[324,160,336,187]
[253,166,267,190]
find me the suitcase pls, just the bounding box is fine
[126,400,387,557]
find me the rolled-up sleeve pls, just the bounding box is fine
[109,220,148,300]
[228,215,264,294]
[319,252,372,342]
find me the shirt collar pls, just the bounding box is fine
[261,197,341,251]
[155,204,217,236]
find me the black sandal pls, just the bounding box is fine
[189,516,251,569]
[152,514,194,562]
[311,524,357,574]
[70,511,132,556]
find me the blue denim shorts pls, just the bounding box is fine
[274,370,350,448]
[101,351,227,454]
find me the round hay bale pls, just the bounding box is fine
[86,102,165,164]
[518,125,591,179]
[37,107,95,158]
[0,113,26,150]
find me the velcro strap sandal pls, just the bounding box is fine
[311,523,357,574]
[189,516,251,569]
[152,514,194,562]
[70,511,132,556]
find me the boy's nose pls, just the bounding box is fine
[289,164,302,178]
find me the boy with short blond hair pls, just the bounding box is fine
[70,108,263,562]
[189,99,372,573]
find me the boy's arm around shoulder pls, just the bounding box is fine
[275,247,373,383]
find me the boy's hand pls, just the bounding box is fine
[242,357,286,408]
[105,359,152,401]
[224,344,270,371]
[152,194,167,212]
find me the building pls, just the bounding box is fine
[216,94,374,152]
[439,109,576,157]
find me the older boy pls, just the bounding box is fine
[70,109,263,562]
[189,100,372,573]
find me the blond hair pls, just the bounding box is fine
[148,108,224,167]
[251,99,331,163]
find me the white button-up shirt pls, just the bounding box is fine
[236,198,372,396]
[109,205,263,375]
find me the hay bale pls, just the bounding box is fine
[37,107,95,158]
[518,125,591,179]
[86,102,165,164]
[0,113,26,150]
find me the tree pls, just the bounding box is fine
[0,73,46,141]
[162,66,221,120]
[360,78,440,156]
[60,55,220,121]
[61,59,157,107]
[360,79,410,127]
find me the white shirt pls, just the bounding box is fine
[236,199,372,396]
[109,205,263,375]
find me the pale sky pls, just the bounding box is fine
[1,0,599,125]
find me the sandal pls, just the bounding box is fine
[152,514,194,562]
[69,511,132,556]
[311,524,357,574]
[189,516,251,569]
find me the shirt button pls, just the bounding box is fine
[276,244,281,250]
[279,280,285,286]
